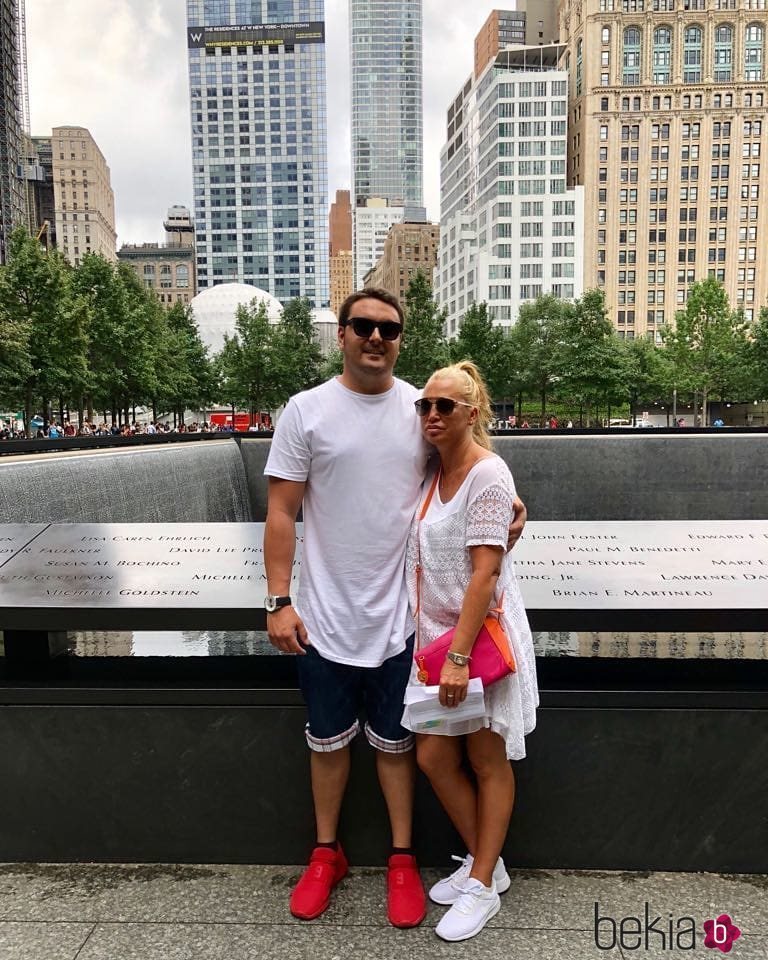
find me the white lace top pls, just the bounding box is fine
[403,454,539,759]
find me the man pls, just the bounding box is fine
[263,288,526,928]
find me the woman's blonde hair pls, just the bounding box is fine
[427,360,494,449]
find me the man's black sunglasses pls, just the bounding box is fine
[345,317,403,341]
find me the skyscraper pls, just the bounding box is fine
[434,42,584,336]
[329,188,352,315]
[186,0,329,307]
[561,0,768,337]
[0,0,26,263]
[350,0,423,209]
[51,126,116,265]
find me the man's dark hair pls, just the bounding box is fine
[338,287,405,327]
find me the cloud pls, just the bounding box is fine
[27,1,484,243]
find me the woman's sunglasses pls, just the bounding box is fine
[345,317,403,341]
[414,397,475,417]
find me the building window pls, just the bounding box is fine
[623,27,642,85]
[653,26,672,84]
[684,26,703,83]
[714,25,733,81]
[176,264,190,288]
[576,39,583,95]
[745,23,764,81]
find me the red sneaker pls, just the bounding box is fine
[387,853,427,928]
[290,845,349,920]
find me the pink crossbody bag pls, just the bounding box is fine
[413,467,516,687]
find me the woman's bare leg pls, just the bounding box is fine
[416,733,478,854]
[465,727,515,886]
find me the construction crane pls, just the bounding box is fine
[36,220,49,249]
[17,0,30,137]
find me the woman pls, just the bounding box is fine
[402,360,538,943]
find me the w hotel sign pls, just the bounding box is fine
[187,22,325,48]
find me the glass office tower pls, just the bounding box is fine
[186,0,329,306]
[350,0,423,208]
[0,0,26,264]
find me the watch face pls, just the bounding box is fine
[265,595,289,612]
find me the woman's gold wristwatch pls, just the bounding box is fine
[446,650,471,667]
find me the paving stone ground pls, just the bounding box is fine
[0,863,765,959]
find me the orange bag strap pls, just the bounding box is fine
[488,589,505,619]
[415,467,440,651]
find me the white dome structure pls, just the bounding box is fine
[190,282,283,354]
[311,308,340,356]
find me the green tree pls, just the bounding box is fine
[319,346,344,381]
[662,277,747,425]
[213,335,242,427]
[117,263,164,421]
[512,294,571,420]
[622,335,672,423]
[272,297,323,403]
[0,228,87,429]
[71,253,131,421]
[747,307,768,405]
[395,271,449,386]
[557,290,627,425]
[156,303,216,422]
[215,299,282,419]
[0,288,30,409]
[491,328,528,415]
[449,302,508,398]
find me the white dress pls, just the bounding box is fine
[401,454,539,760]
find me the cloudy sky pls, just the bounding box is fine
[27,0,484,245]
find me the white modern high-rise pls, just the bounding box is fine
[186,0,329,307]
[349,0,423,209]
[434,43,585,335]
[349,0,424,286]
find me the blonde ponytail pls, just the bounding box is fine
[428,360,494,449]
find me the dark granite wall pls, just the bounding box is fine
[0,440,252,523]
[241,433,768,522]
[1,434,767,868]
[3,433,766,525]
[1,699,765,870]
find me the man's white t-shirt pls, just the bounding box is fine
[264,376,428,667]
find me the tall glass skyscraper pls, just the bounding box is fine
[186,0,329,306]
[350,0,423,208]
[0,0,26,264]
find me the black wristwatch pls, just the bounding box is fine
[264,594,292,613]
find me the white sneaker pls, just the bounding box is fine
[429,853,510,905]
[435,878,501,942]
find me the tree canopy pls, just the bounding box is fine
[1,224,763,431]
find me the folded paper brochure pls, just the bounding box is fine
[403,677,486,733]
